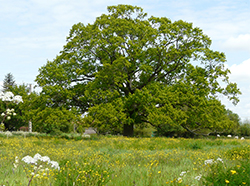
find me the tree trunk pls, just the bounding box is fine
[123,123,134,137]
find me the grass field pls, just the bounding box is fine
[0,135,249,186]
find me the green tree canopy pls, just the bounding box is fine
[36,5,241,136]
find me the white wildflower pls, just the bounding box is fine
[4,131,12,137]
[241,137,245,140]
[235,136,238,139]
[33,153,42,161]
[177,177,182,183]
[40,156,50,162]
[217,134,220,137]
[1,113,5,116]
[50,161,60,170]
[216,157,223,163]
[22,155,37,164]
[180,171,187,176]
[13,156,19,169]
[194,175,202,180]
[15,156,19,163]
[22,153,60,170]
[204,159,213,165]
[227,135,232,138]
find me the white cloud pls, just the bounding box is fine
[163,0,250,43]
[221,85,250,121]
[223,34,250,52]
[229,58,250,82]
[222,58,250,120]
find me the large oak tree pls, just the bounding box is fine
[36,5,240,136]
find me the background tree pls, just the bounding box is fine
[238,119,250,136]
[36,5,241,136]
[18,90,85,134]
[2,73,16,91]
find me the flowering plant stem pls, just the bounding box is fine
[22,162,41,186]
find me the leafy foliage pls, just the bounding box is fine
[36,5,241,136]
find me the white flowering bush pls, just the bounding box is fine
[0,91,23,103]
[0,91,23,131]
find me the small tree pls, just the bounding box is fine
[2,73,16,92]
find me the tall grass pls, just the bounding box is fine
[0,135,249,185]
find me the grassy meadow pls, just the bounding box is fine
[0,134,249,186]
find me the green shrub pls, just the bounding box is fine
[134,125,155,137]
[237,123,250,136]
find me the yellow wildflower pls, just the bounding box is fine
[230,170,237,175]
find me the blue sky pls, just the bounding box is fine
[0,0,249,121]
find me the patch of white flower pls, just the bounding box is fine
[180,171,187,177]
[216,157,223,163]
[13,156,19,169]
[194,174,202,180]
[40,156,51,162]
[0,91,23,103]
[204,159,214,165]
[227,135,232,138]
[204,157,224,166]
[177,177,182,183]
[4,131,13,137]
[50,161,60,170]
[22,155,37,164]
[1,108,17,121]
[21,153,60,170]
[12,95,23,104]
